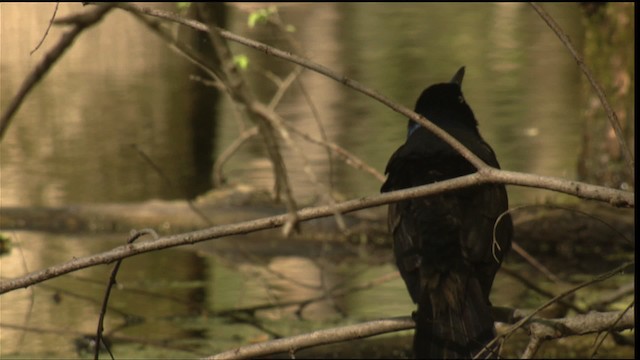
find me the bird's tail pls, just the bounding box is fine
[413,275,497,359]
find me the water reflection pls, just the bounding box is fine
[240,256,340,320]
[0,230,403,357]
[0,231,205,355]
[1,3,585,207]
[0,2,601,358]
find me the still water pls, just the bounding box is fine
[1,2,585,207]
[2,3,618,358]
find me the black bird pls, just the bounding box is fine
[380,67,512,359]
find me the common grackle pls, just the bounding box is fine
[381,67,512,359]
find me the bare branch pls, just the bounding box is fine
[483,262,634,354]
[520,336,543,359]
[511,241,562,284]
[0,172,632,295]
[0,4,114,140]
[206,309,634,360]
[483,167,632,207]
[94,229,158,360]
[529,308,634,339]
[205,316,414,360]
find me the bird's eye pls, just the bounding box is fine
[458,95,465,104]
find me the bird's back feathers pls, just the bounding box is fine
[381,67,512,359]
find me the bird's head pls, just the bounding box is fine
[407,66,478,138]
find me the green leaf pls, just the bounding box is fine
[0,233,11,255]
[247,7,276,28]
[233,54,249,70]
[176,2,191,12]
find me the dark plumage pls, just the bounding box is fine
[381,67,512,359]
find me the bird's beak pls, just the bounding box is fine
[450,66,465,86]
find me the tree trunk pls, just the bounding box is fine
[577,3,635,190]
[180,3,227,197]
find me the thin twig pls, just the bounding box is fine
[212,126,259,187]
[267,66,303,111]
[36,282,135,319]
[11,233,35,350]
[500,266,585,315]
[591,282,634,311]
[511,241,562,284]
[529,2,634,180]
[282,121,385,181]
[296,79,337,183]
[30,2,60,55]
[590,300,635,358]
[94,229,158,360]
[130,144,213,226]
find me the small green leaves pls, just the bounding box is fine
[233,54,249,70]
[248,7,277,28]
[176,2,191,12]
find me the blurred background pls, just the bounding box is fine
[0,2,634,358]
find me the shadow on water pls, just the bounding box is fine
[0,3,633,359]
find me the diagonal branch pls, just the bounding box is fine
[206,316,415,360]
[0,4,114,140]
[0,170,632,295]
